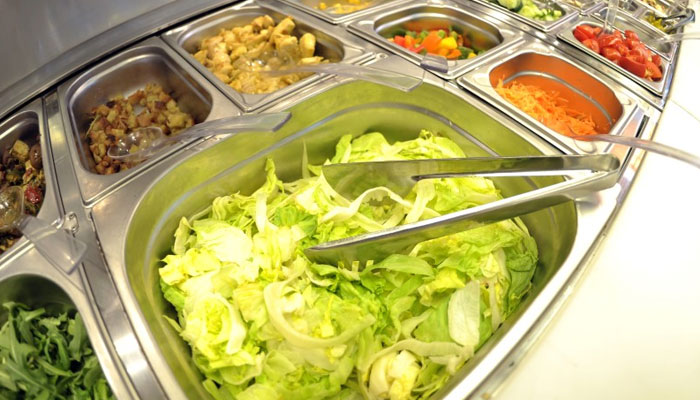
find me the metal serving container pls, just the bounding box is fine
[161,0,372,112]
[348,0,524,79]
[459,39,648,156]
[557,16,672,98]
[0,99,62,258]
[466,0,579,33]
[592,6,677,60]
[57,37,240,204]
[556,0,600,13]
[86,76,636,399]
[629,0,683,17]
[0,241,135,399]
[278,0,412,24]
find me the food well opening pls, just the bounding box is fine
[66,45,214,175]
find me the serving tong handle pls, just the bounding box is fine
[304,154,621,265]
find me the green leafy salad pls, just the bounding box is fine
[0,302,115,399]
[159,130,539,400]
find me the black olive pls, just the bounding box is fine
[106,100,116,108]
[29,143,42,169]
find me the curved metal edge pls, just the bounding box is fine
[44,91,166,399]
[0,0,234,122]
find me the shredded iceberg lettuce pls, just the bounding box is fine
[159,130,539,400]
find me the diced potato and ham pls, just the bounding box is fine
[85,83,195,175]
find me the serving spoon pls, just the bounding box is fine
[258,63,422,92]
[107,111,291,163]
[0,186,86,273]
[571,134,700,168]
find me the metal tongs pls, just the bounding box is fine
[304,154,621,265]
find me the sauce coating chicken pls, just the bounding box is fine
[192,16,326,94]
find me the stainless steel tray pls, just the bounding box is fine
[57,37,240,204]
[87,76,641,399]
[466,0,579,33]
[557,16,672,98]
[458,39,648,156]
[592,6,677,60]
[278,0,413,24]
[0,99,62,259]
[348,0,525,79]
[0,235,136,399]
[161,0,373,112]
[628,0,684,17]
[557,0,600,13]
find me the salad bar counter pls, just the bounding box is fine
[0,0,693,399]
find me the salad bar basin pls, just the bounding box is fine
[58,37,240,203]
[0,100,62,259]
[594,6,677,59]
[85,79,630,399]
[459,40,647,155]
[278,0,411,24]
[468,0,578,32]
[349,1,523,79]
[162,0,371,111]
[558,17,672,97]
[0,0,682,398]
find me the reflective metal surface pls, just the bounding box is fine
[308,155,621,266]
[0,100,62,261]
[57,37,240,204]
[44,90,164,400]
[85,68,644,399]
[0,0,232,121]
[466,0,579,32]
[278,0,413,24]
[348,0,525,79]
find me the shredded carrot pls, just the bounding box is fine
[495,79,599,137]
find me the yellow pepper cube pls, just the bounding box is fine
[439,37,458,50]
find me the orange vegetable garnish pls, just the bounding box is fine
[422,32,442,53]
[495,79,599,137]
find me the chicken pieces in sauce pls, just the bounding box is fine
[192,15,326,94]
[85,83,195,175]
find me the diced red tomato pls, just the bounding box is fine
[645,61,663,80]
[613,30,624,39]
[652,54,662,67]
[625,30,640,41]
[393,35,406,47]
[625,38,641,50]
[582,38,600,53]
[619,56,647,78]
[615,43,630,57]
[577,25,598,39]
[602,47,622,62]
[573,27,589,42]
[592,26,602,36]
[599,34,622,49]
[628,47,650,64]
